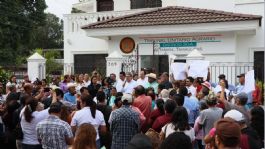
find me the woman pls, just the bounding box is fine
[60,75,71,93]
[20,98,49,149]
[76,74,85,94]
[160,106,195,142]
[87,76,101,98]
[6,75,18,93]
[108,87,117,107]
[71,95,106,149]
[71,123,97,149]
[101,77,111,100]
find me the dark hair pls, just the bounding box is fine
[20,94,30,106]
[171,107,190,131]
[119,71,125,76]
[63,75,70,83]
[164,100,176,114]
[202,87,209,96]
[169,89,177,97]
[6,92,20,104]
[96,91,105,102]
[220,79,228,89]
[162,72,169,78]
[41,79,47,83]
[116,92,123,98]
[172,94,185,106]
[55,88,64,98]
[156,99,165,114]
[158,84,165,90]
[187,77,194,83]
[80,87,88,94]
[238,96,248,105]
[24,98,38,122]
[199,101,208,111]
[159,132,192,149]
[250,106,264,141]
[135,85,146,96]
[114,96,122,107]
[81,95,96,118]
[179,87,188,96]
[9,75,16,83]
[48,102,63,114]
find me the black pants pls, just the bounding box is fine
[22,144,42,149]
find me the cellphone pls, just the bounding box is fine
[44,87,51,92]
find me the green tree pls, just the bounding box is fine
[31,13,63,49]
[0,0,47,66]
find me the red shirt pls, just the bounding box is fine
[152,113,172,132]
[133,95,152,119]
[148,109,164,126]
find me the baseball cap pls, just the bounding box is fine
[127,134,152,149]
[224,110,245,123]
[202,81,211,90]
[218,74,226,79]
[121,93,133,103]
[146,73,157,80]
[237,73,245,78]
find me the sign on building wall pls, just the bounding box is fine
[138,33,230,55]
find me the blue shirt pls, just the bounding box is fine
[63,92,76,105]
[184,96,199,125]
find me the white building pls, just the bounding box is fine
[63,0,264,84]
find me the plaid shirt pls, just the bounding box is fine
[109,105,140,149]
[36,115,73,149]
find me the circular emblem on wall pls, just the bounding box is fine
[120,37,135,54]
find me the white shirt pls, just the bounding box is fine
[162,123,195,141]
[121,80,137,94]
[71,107,105,140]
[136,77,148,87]
[20,107,49,145]
[187,85,197,97]
[116,79,125,92]
[83,80,91,87]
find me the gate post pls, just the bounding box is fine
[106,51,123,77]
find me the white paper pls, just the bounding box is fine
[168,55,177,75]
[171,63,187,80]
[188,60,210,78]
[242,70,255,93]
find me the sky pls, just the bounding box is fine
[45,0,78,18]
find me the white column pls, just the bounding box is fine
[27,52,46,81]
[105,51,124,76]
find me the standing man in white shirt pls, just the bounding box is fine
[186,77,197,97]
[116,72,126,92]
[136,70,148,87]
[121,72,137,94]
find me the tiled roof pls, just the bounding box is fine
[82,6,262,29]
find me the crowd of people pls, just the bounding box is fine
[0,70,263,149]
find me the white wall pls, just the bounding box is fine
[163,0,234,12]
[235,1,264,62]
[114,0,130,11]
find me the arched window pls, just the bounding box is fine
[97,0,114,12]
[131,0,161,9]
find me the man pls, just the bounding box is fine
[63,83,77,105]
[224,110,262,149]
[109,93,140,149]
[179,87,199,126]
[235,73,253,108]
[186,77,196,97]
[110,73,117,87]
[152,100,176,132]
[36,102,74,149]
[219,81,250,125]
[121,72,137,94]
[133,85,152,122]
[199,93,223,144]
[116,72,126,92]
[136,70,148,87]
[160,72,173,89]
[23,74,31,84]
[83,73,91,87]
[146,73,159,94]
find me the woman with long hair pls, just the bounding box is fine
[60,75,71,93]
[87,76,101,98]
[160,106,195,142]
[71,123,97,149]
[20,98,49,149]
[71,95,106,149]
